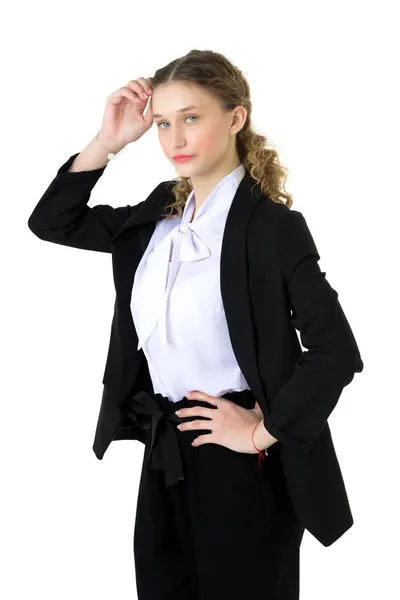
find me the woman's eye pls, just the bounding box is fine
[157,116,198,129]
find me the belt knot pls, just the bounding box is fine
[127,391,185,487]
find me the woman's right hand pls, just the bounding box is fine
[97,77,154,154]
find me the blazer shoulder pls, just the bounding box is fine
[251,194,320,257]
[154,178,178,200]
[251,193,305,236]
[140,179,176,209]
[159,179,178,192]
[252,192,304,225]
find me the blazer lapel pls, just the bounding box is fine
[220,175,269,413]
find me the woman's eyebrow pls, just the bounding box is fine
[153,105,202,119]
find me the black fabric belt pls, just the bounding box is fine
[127,390,186,487]
[127,388,257,569]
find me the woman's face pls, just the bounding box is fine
[152,81,242,177]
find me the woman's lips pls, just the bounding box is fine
[173,155,195,163]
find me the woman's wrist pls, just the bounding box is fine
[252,418,278,451]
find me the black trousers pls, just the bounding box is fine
[129,389,305,600]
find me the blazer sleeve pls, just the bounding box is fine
[261,208,364,453]
[27,152,146,253]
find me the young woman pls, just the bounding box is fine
[28,49,364,600]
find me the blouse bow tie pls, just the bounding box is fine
[176,220,211,262]
[134,217,211,350]
[157,222,211,346]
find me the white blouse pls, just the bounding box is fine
[130,163,251,403]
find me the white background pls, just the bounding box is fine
[2,0,398,598]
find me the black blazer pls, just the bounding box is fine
[28,152,364,547]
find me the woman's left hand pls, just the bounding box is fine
[174,390,263,454]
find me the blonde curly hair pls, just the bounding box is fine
[149,49,293,220]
